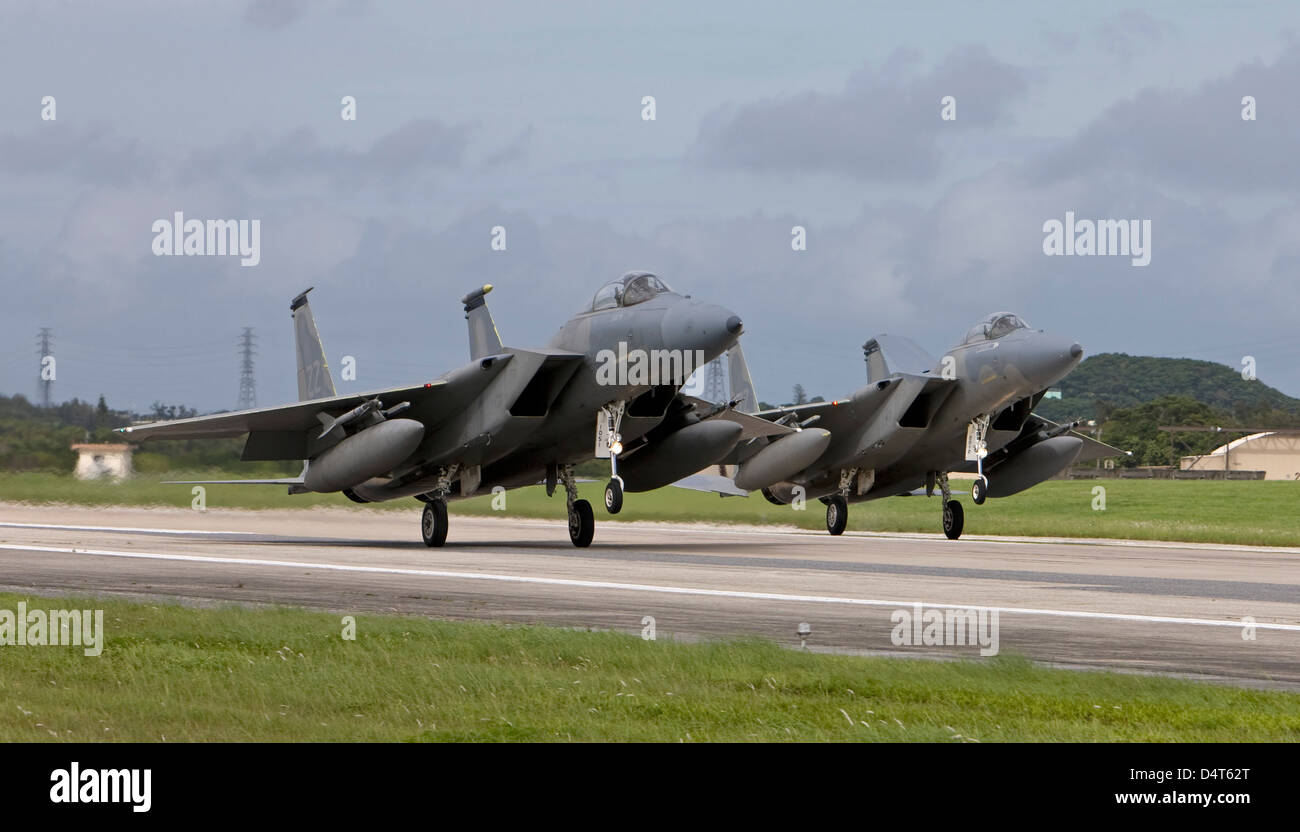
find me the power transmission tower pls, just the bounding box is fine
[703,355,728,404]
[237,327,257,410]
[35,327,54,408]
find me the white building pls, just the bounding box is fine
[1180,432,1300,481]
[71,443,134,480]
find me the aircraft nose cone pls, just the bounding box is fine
[1019,334,1084,390]
[662,301,744,361]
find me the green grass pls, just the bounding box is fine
[3,472,1299,547]
[2,591,1297,741]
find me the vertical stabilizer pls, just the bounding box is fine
[727,344,759,413]
[291,287,337,402]
[462,284,504,360]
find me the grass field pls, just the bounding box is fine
[2,591,1298,742]
[2,472,1298,547]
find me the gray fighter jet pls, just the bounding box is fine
[117,273,748,547]
[692,312,1123,539]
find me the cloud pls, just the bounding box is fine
[180,118,474,186]
[689,46,1030,182]
[0,123,149,186]
[1028,43,1300,192]
[244,0,308,31]
[1092,11,1175,63]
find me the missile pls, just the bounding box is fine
[304,418,425,493]
[733,428,831,492]
[619,420,744,492]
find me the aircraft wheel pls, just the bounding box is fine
[943,499,964,540]
[971,476,987,505]
[825,495,848,536]
[569,499,594,548]
[604,479,624,514]
[421,500,448,547]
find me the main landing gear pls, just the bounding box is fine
[825,495,848,535]
[418,464,459,547]
[824,468,867,536]
[421,500,448,547]
[927,471,964,540]
[559,463,594,547]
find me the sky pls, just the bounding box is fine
[2,0,1299,413]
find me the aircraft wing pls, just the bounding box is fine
[1031,416,1129,462]
[117,381,451,441]
[681,395,794,440]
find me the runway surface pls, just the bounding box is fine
[2,502,1299,689]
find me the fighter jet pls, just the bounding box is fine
[117,273,749,547]
[691,312,1123,539]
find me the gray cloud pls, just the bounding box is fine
[0,123,149,186]
[244,0,308,31]
[1028,43,1300,191]
[180,118,474,186]
[689,46,1030,181]
[1093,11,1176,63]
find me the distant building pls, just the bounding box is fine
[71,443,133,480]
[1043,389,1062,400]
[1180,432,1300,481]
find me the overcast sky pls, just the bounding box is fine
[2,0,1299,413]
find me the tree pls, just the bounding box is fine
[792,384,808,405]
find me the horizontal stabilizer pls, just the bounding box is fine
[670,473,749,497]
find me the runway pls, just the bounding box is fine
[2,502,1299,689]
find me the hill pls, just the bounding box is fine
[1034,353,1300,425]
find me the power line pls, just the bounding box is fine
[237,327,257,410]
[35,327,53,408]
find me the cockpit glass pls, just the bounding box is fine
[964,312,1029,343]
[988,313,1028,339]
[622,273,671,306]
[590,272,673,311]
[591,282,623,311]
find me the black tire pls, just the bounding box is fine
[604,478,624,514]
[421,500,448,547]
[971,477,987,505]
[825,495,848,536]
[569,499,594,547]
[943,499,964,540]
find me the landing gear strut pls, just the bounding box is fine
[824,467,859,536]
[936,471,964,540]
[600,403,626,515]
[967,415,990,505]
[559,463,594,547]
[419,464,458,547]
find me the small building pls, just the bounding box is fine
[71,443,134,481]
[1180,432,1300,481]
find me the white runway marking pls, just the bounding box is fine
[2,542,1297,633]
[0,521,261,536]
[5,517,1299,554]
